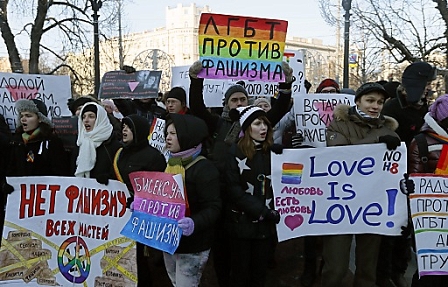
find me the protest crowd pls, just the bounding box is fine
[1,12,448,287]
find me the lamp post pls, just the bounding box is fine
[90,0,102,98]
[342,0,352,88]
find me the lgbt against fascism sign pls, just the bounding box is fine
[0,73,71,132]
[408,174,448,277]
[198,13,288,81]
[0,176,135,287]
[120,172,185,255]
[271,144,408,242]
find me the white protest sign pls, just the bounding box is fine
[271,144,408,242]
[149,117,169,161]
[409,174,448,277]
[1,176,135,286]
[171,50,306,107]
[293,93,355,147]
[0,73,72,131]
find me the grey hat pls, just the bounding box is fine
[15,99,53,127]
[223,84,248,106]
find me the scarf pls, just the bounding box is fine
[424,113,448,175]
[75,103,113,178]
[165,144,202,216]
[222,105,243,145]
[22,128,41,144]
[355,106,380,119]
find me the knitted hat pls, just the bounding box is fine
[223,84,248,106]
[81,103,98,117]
[429,94,448,122]
[166,87,186,104]
[316,79,340,93]
[15,99,53,127]
[165,114,208,151]
[122,114,150,148]
[355,82,389,102]
[402,62,436,103]
[253,97,271,109]
[229,106,266,132]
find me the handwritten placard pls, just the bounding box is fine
[293,93,355,147]
[99,70,162,99]
[198,13,288,81]
[120,172,185,254]
[1,176,135,286]
[148,117,169,161]
[409,174,448,277]
[271,144,408,242]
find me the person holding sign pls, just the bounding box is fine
[73,102,121,182]
[323,83,401,287]
[225,105,282,287]
[406,94,448,287]
[113,114,167,287]
[163,113,221,287]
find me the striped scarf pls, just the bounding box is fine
[427,132,448,175]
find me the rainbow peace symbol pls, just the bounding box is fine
[57,236,91,283]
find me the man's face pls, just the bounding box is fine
[227,92,248,109]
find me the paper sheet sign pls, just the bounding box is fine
[198,13,288,81]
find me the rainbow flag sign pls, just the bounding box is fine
[198,13,288,82]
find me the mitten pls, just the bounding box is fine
[178,217,195,236]
[121,65,136,73]
[189,61,203,79]
[95,174,109,185]
[67,98,74,111]
[400,173,415,195]
[1,181,14,195]
[271,144,284,154]
[378,135,401,150]
[265,209,281,224]
[291,134,304,148]
[126,196,134,210]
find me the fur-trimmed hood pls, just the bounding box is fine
[332,104,399,131]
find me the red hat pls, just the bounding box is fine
[316,79,340,93]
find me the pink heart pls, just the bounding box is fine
[284,214,304,231]
[7,86,38,101]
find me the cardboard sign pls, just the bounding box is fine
[52,116,78,150]
[171,50,305,108]
[271,144,408,242]
[198,13,288,81]
[1,176,135,286]
[120,172,185,255]
[99,70,162,99]
[0,73,72,132]
[293,93,355,147]
[409,174,448,277]
[148,117,169,161]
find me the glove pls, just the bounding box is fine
[401,224,412,238]
[121,65,136,73]
[271,144,283,154]
[378,135,401,150]
[178,217,195,236]
[1,182,14,195]
[126,197,134,210]
[265,209,281,224]
[67,98,74,112]
[400,173,415,195]
[95,174,109,185]
[291,133,304,148]
[189,60,203,79]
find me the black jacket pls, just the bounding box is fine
[176,158,221,253]
[224,144,275,239]
[114,99,166,124]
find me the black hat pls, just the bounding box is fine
[122,114,150,148]
[81,103,98,117]
[166,87,187,104]
[68,96,98,115]
[229,106,267,132]
[401,62,436,103]
[223,84,248,106]
[355,82,389,102]
[383,81,401,99]
[165,114,208,151]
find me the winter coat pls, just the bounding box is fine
[8,126,69,176]
[176,158,221,253]
[115,114,167,194]
[326,104,399,147]
[70,133,121,178]
[382,97,427,146]
[273,106,295,144]
[408,113,447,174]
[224,144,275,239]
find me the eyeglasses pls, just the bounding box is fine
[321,89,337,93]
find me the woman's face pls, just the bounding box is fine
[356,92,385,118]
[165,123,181,152]
[122,123,134,144]
[249,117,268,142]
[82,111,97,132]
[20,112,39,132]
[256,101,271,112]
